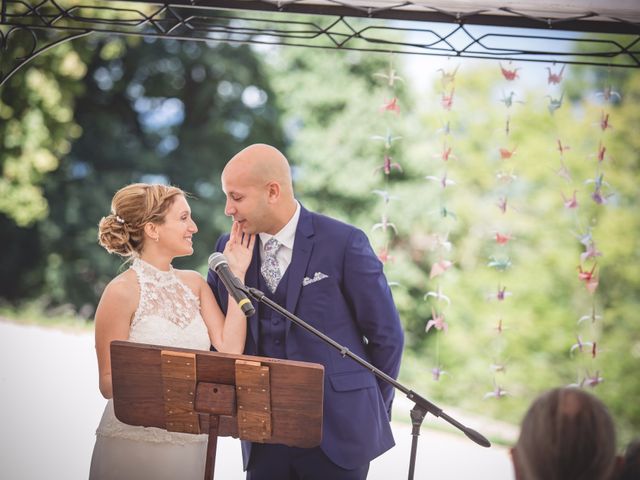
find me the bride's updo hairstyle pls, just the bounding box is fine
[98,183,185,257]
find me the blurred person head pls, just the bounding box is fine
[98,183,197,258]
[511,387,617,480]
[618,438,640,480]
[221,143,296,235]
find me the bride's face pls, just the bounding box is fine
[155,195,198,257]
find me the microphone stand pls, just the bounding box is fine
[241,286,491,480]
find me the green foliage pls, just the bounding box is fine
[266,45,640,443]
[0,40,86,226]
[1,34,285,307]
[1,20,638,446]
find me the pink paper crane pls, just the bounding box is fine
[434,144,457,162]
[430,259,453,279]
[500,62,520,81]
[546,65,565,85]
[374,154,403,176]
[380,97,400,114]
[578,264,599,294]
[426,307,448,333]
[595,142,607,163]
[495,232,514,245]
[441,89,455,110]
[377,247,394,264]
[561,190,578,209]
[499,146,517,160]
[599,111,612,131]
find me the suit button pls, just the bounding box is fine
[272,318,280,325]
[275,339,281,345]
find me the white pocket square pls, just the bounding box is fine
[302,272,328,286]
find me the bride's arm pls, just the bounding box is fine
[94,274,138,399]
[199,221,255,354]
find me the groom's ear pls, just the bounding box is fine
[266,181,281,204]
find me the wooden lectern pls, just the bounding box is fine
[110,340,324,480]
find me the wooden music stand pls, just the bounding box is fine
[110,340,324,480]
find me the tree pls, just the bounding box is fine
[1,34,285,309]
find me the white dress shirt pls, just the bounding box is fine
[259,201,301,277]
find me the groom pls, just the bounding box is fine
[208,144,404,480]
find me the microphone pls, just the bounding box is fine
[208,252,256,317]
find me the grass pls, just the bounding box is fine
[0,298,93,333]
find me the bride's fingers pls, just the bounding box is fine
[247,233,256,250]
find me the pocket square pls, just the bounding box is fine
[302,272,328,286]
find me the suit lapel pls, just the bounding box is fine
[247,240,261,344]
[285,207,314,331]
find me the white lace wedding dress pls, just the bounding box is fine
[89,258,212,479]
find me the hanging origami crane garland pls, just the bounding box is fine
[421,60,462,383]
[568,72,621,389]
[482,61,525,400]
[372,54,403,288]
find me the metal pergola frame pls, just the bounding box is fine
[1,0,639,87]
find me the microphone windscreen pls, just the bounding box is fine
[208,252,228,271]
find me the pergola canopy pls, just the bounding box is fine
[1,0,639,87]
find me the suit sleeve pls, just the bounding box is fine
[342,228,404,417]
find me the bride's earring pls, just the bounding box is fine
[155,236,159,242]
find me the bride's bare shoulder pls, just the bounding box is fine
[100,268,139,306]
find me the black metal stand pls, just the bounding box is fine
[242,286,491,479]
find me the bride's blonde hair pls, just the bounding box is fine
[98,183,185,257]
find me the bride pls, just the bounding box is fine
[89,183,254,479]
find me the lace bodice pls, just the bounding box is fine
[127,258,210,349]
[96,258,211,444]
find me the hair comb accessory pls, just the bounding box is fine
[115,215,126,224]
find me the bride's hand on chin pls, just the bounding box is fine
[223,221,255,277]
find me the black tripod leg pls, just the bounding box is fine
[408,406,427,480]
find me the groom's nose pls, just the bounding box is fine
[224,199,235,217]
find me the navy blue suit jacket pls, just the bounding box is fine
[207,206,404,470]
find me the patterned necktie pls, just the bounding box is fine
[261,238,282,293]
